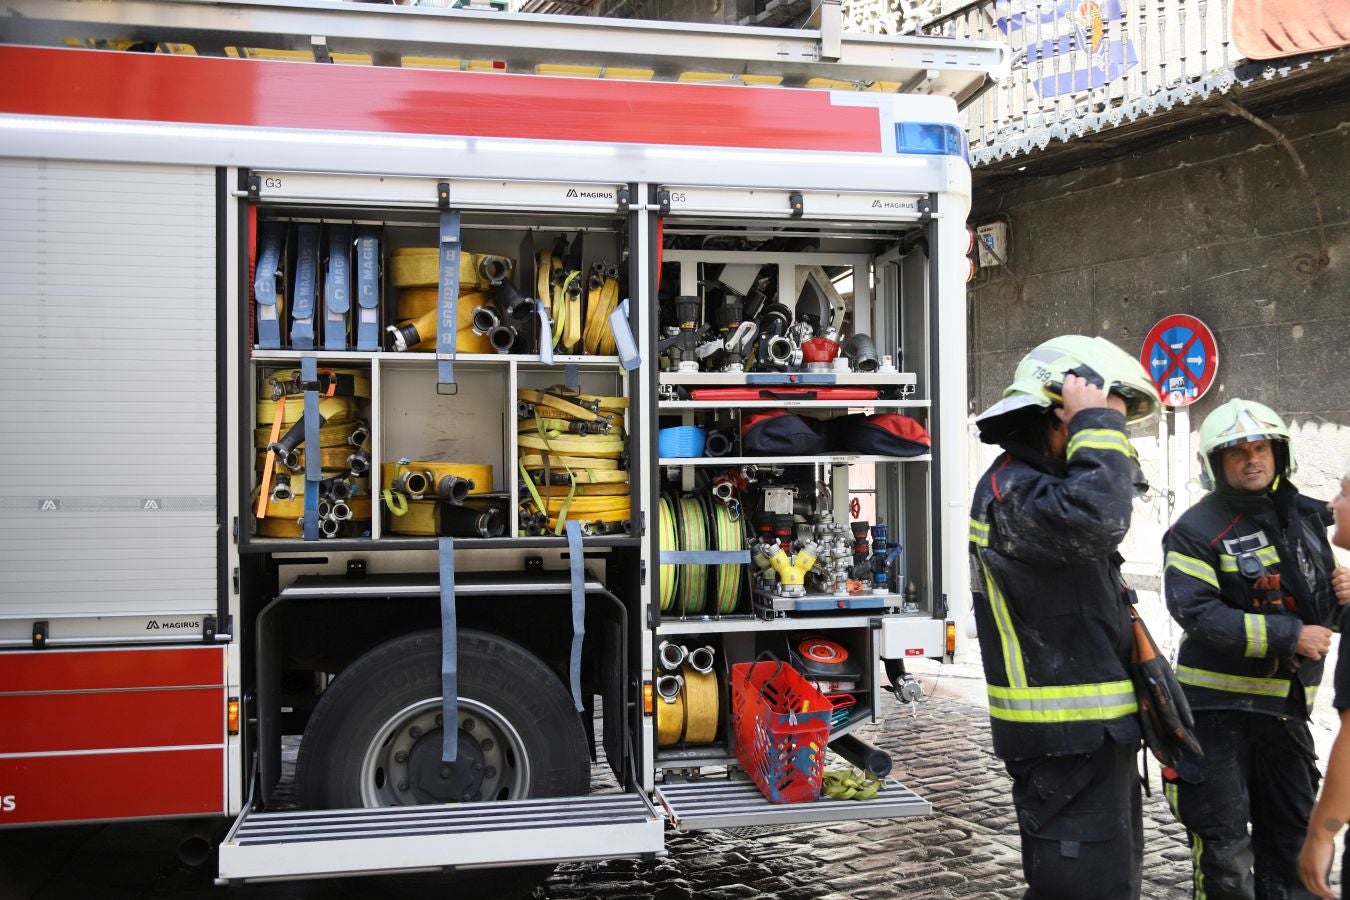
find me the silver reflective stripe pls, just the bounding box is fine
[987,680,1138,723]
[1067,428,1135,459]
[1218,546,1280,572]
[1243,614,1268,658]
[1166,551,1220,589]
[1177,665,1290,698]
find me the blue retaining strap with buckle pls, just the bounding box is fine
[354,229,381,351]
[254,222,284,350]
[323,225,352,351]
[536,299,554,366]
[659,550,752,565]
[438,536,458,762]
[291,224,320,350]
[565,520,585,712]
[610,298,641,370]
[301,355,320,541]
[437,211,462,391]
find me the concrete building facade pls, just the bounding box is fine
[967,85,1350,588]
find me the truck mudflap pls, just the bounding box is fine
[217,791,665,882]
[655,777,930,831]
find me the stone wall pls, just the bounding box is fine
[967,95,1350,583]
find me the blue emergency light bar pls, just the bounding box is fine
[895,122,969,161]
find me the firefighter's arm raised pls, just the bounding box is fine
[1163,526,1304,659]
[989,387,1139,566]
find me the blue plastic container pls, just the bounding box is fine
[658,426,707,458]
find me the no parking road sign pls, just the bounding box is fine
[1142,314,1218,408]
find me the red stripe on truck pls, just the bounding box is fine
[0,749,224,824]
[0,46,883,152]
[0,647,224,693]
[0,688,223,754]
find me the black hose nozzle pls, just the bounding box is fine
[436,475,473,505]
[269,412,328,470]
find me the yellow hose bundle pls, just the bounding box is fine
[676,495,709,615]
[518,433,624,459]
[680,663,720,744]
[255,447,362,471]
[656,685,686,748]
[583,269,621,356]
[253,421,366,450]
[254,395,361,429]
[380,461,494,496]
[390,288,495,354]
[390,247,511,290]
[659,496,679,612]
[260,491,372,520]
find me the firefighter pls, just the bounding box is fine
[970,335,1160,899]
[1162,399,1338,900]
[1298,460,1350,898]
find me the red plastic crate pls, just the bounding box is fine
[731,659,832,803]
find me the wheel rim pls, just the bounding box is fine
[358,697,532,807]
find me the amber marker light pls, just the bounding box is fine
[946,621,957,656]
[227,697,240,735]
[642,681,654,715]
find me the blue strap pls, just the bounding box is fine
[438,537,458,762]
[291,224,320,350]
[437,211,462,390]
[354,229,381,351]
[323,225,352,351]
[660,550,752,565]
[536,299,554,366]
[565,520,585,712]
[564,363,580,392]
[610,298,641,370]
[301,356,320,541]
[253,222,284,350]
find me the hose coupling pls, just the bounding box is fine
[686,645,716,675]
[658,640,687,671]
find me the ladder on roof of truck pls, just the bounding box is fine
[0,0,1006,104]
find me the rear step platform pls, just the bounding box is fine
[218,792,664,882]
[657,777,930,831]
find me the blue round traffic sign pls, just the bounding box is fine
[1141,315,1218,407]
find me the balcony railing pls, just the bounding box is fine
[922,0,1249,163]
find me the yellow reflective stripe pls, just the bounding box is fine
[969,518,990,547]
[987,680,1138,723]
[1066,428,1135,460]
[978,557,1028,689]
[1243,614,1268,658]
[1164,773,1207,898]
[1166,551,1220,589]
[1308,684,1320,704]
[1218,546,1280,572]
[1176,665,1290,698]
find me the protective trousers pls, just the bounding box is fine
[1006,738,1143,900]
[1163,711,1320,900]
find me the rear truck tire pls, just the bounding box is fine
[296,628,590,898]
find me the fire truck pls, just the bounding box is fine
[0,0,1004,890]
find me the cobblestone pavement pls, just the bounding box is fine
[4,600,1344,899]
[544,657,1198,900]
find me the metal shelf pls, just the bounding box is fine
[659,399,928,410]
[251,350,622,367]
[658,454,930,467]
[659,371,915,387]
[655,613,883,635]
